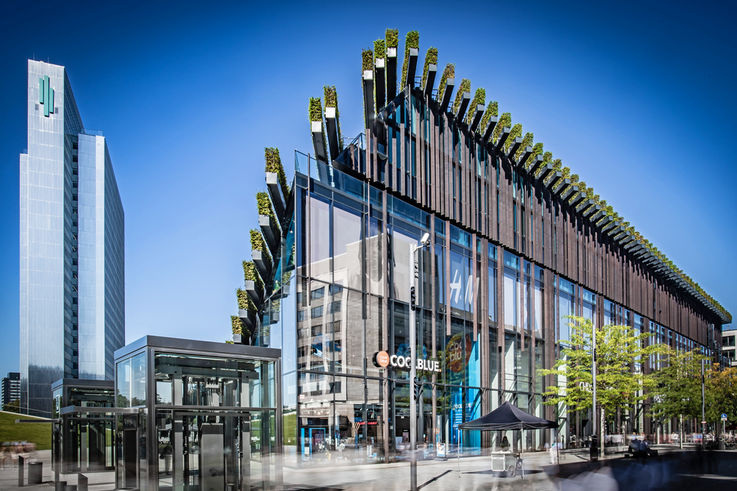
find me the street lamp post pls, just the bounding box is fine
[701,358,706,445]
[592,321,598,461]
[409,232,430,491]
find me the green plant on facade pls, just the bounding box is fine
[265,147,289,198]
[437,63,455,104]
[324,85,343,151]
[309,97,322,123]
[465,88,485,125]
[543,158,562,186]
[524,142,544,171]
[514,132,534,162]
[243,260,264,293]
[374,39,386,60]
[504,123,522,152]
[256,191,274,219]
[533,151,553,178]
[386,28,398,49]
[452,78,470,114]
[237,288,255,312]
[491,112,511,143]
[421,47,438,90]
[362,48,373,73]
[478,100,499,136]
[231,315,246,336]
[401,30,420,88]
[250,229,272,263]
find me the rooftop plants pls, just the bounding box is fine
[386,28,399,49]
[437,63,455,104]
[309,97,322,123]
[515,132,534,161]
[492,112,511,143]
[250,229,271,263]
[421,47,438,90]
[452,78,471,114]
[478,101,499,135]
[525,142,544,171]
[374,39,386,60]
[324,85,343,150]
[256,191,274,219]
[265,147,288,198]
[401,30,419,88]
[231,315,245,336]
[504,123,522,152]
[243,260,264,293]
[237,288,255,311]
[465,88,485,125]
[362,49,373,73]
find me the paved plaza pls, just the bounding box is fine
[2,447,737,490]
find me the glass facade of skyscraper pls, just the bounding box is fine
[19,60,124,417]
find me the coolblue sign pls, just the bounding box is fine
[39,75,54,117]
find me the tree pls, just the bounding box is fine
[650,347,705,447]
[539,317,665,435]
[705,364,737,432]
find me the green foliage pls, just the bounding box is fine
[386,28,399,49]
[533,151,553,178]
[264,147,288,198]
[421,47,438,89]
[525,142,544,171]
[308,97,322,122]
[401,30,420,87]
[250,229,271,262]
[514,132,534,161]
[504,123,522,152]
[324,85,343,150]
[452,78,470,114]
[231,315,245,336]
[492,112,511,143]
[236,288,254,311]
[242,260,264,292]
[256,191,273,218]
[651,348,706,422]
[478,101,498,135]
[362,49,373,72]
[465,88,485,125]
[705,365,737,424]
[374,39,386,59]
[437,63,455,103]
[539,316,666,421]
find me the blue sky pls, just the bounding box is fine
[1,0,735,379]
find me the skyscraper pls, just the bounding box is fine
[19,60,125,417]
[2,372,21,411]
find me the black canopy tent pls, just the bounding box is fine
[459,401,560,475]
[459,401,557,431]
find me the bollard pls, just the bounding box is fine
[56,481,67,491]
[18,455,24,487]
[28,461,43,484]
[77,473,88,491]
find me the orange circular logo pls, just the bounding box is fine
[375,351,389,368]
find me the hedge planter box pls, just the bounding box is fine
[245,280,262,305]
[265,172,287,218]
[386,48,397,100]
[362,71,375,129]
[325,107,341,162]
[506,137,523,161]
[259,214,281,256]
[375,58,386,109]
[439,78,454,113]
[405,48,418,88]
[311,121,329,163]
[252,249,272,281]
[423,63,437,96]
[482,115,499,144]
[517,146,533,169]
[494,127,511,153]
[469,104,484,132]
[455,91,471,121]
